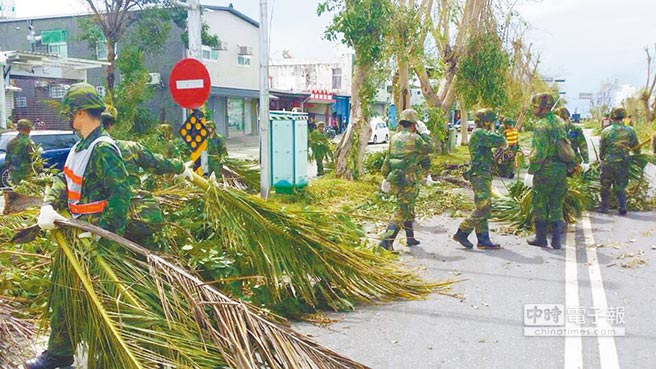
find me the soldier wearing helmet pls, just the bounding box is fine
[525,92,568,250]
[453,108,506,250]
[555,107,589,166]
[204,120,228,178]
[598,107,640,215]
[28,83,132,369]
[5,118,36,184]
[379,109,434,251]
[309,121,330,176]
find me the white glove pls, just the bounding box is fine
[209,171,217,181]
[381,179,391,193]
[523,173,534,189]
[581,163,590,172]
[37,205,66,230]
[416,121,430,135]
[426,174,438,186]
[175,163,195,182]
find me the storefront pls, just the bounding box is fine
[303,89,335,129]
[209,87,259,138]
[269,89,310,111]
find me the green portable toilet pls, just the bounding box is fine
[269,111,309,194]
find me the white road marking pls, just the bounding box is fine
[582,213,620,369]
[565,224,583,369]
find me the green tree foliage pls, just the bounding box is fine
[114,46,153,134]
[455,33,510,109]
[171,8,220,48]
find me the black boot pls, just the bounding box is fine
[551,221,563,250]
[378,223,400,251]
[403,221,420,246]
[617,191,627,216]
[476,232,501,249]
[527,220,548,247]
[453,228,474,249]
[24,351,74,369]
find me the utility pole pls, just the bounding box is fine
[0,53,6,129]
[172,0,207,173]
[259,0,270,198]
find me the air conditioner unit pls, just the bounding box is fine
[238,46,253,55]
[148,73,161,85]
[217,41,228,51]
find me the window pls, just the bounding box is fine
[202,45,219,61]
[96,41,108,60]
[96,86,106,97]
[15,96,27,108]
[48,42,68,57]
[332,68,342,90]
[237,55,251,66]
[50,85,69,99]
[32,134,79,150]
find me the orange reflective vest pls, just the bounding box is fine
[63,136,119,218]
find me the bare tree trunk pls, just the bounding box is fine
[106,39,117,91]
[397,58,411,110]
[459,98,469,145]
[334,63,372,179]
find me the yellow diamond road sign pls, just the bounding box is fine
[178,109,208,174]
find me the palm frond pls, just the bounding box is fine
[0,302,35,368]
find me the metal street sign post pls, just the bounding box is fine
[169,58,211,174]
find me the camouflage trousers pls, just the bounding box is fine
[532,161,567,222]
[600,160,629,199]
[8,164,32,184]
[392,182,420,224]
[125,191,165,250]
[459,175,492,233]
[314,152,325,176]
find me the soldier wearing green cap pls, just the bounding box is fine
[379,108,434,251]
[27,82,131,369]
[525,92,568,250]
[555,107,589,165]
[453,108,507,250]
[599,107,640,215]
[5,118,36,184]
[204,120,228,178]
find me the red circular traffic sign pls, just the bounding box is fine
[169,58,211,109]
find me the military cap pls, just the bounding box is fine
[503,118,515,126]
[317,121,326,128]
[399,109,419,124]
[205,121,216,129]
[101,105,117,120]
[16,119,33,130]
[474,108,497,124]
[554,107,570,120]
[62,82,105,113]
[157,123,172,133]
[531,92,556,111]
[610,107,627,121]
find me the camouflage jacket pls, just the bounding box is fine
[600,122,640,162]
[46,127,130,235]
[529,112,568,173]
[382,129,434,183]
[116,140,184,188]
[565,123,589,163]
[469,128,507,176]
[206,133,228,174]
[5,133,35,174]
[309,129,331,157]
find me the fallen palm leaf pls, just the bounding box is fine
[0,302,36,368]
[51,218,370,369]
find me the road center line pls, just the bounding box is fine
[582,213,620,369]
[565,224,583,369]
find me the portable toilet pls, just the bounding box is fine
[269,110,309,194]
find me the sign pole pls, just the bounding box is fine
[259,0,270,198]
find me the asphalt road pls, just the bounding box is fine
[293,127,656,369]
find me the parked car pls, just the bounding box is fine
[0,130,79,186]
[368,117,390,144]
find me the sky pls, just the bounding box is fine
[13,0,656,115]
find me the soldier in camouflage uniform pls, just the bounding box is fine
[453,109,507,249]
[205,121,228,178]
[102,108,190,248]
[379,109,434,250]
[309,121,331,176]
[158,123,187,159]
[555,107,589,165]
[526,92,568,250]
[599,107,640,215]
[5,118,36,184]
[28,83,131,369]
